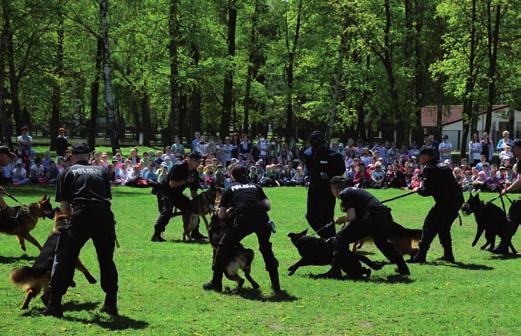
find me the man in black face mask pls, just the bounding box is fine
[303,131,345,238]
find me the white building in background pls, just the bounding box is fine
[421,105,521,150]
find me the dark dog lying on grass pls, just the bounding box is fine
[287,229,383,279]
[10,208,97,309]
[461,192,517,253]
[208,214,260,290]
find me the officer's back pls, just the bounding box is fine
[221,181,267,214]
[58,163,111,205]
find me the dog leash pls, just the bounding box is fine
[381,190,418,204]
[3,190,24,206]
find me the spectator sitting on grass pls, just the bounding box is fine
[30,157,47,184]
[129,147,141,165]
[463,169,473,191]
[12,160,30,186]
[42,151,53,170]
[472,170,487,191]
[142,163,158,183]
[353,163,370,188]
[408,169,422,191]
[371,162,385,189]
[46,161,59,185]
[453,167,464,190]
[291,166,306,186]
[500,145,514,166]
[156,162,169,184]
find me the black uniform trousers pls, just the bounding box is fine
[154,189,193,233]
[497,200,521,249]
[334,208,407,268]
[306,185,336,239]
[213,210,278,273]
[49,204,118,296]
[419,201,462,251]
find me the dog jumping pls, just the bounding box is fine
[461,192,517,253]
[9,208,97,310]
[0,195,54,252]
[208,213,259,290]
[287,229,383,279]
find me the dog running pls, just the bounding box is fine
[0,195,54,252]
[9,208,97,309]
[287,229,383,279]
[208,213,259,290]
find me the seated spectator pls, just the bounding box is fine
[463,169,473,191]
[387,163,406,189]
[291,166,306,186]
[46,161,59,185]
[453,167,464,190]
[30,158,47,184]
[472,170,487,191]
[475,154,488,171]
[12,160,30,186]
[156,162,169,184]
[486,165,499,192]
[370,162,385,189]
[500,145,514,166]
[129,147,141,165]
[42,151,53,170]
[142,163,158,183]
[353,163,370,188]
[125,165,149,187]
[408,169,422,191]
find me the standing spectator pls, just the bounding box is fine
[55,128,69,157]
[438,135,453,163]
[17,126,33,171]
[197,136,209,157]
[481,131,494,162]
[219,136,234,165]
[496,130,513,151]
[468,133,482,165]
[171,136,185,158]
[191,131,201,152]
[238,135,252,162]
[257,134,269,161]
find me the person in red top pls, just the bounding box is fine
[353,163,370,188]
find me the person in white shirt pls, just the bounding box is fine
[438,135,453,163]
[468,133,482,165]
[257,135,269,160]
[496,130,513,151]
[500,145,514,166]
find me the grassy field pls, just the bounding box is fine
[0,186,520,336]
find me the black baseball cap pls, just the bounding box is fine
[330,176,349,185]
[419,147,435,157]
[188,151,203,160]
[71,143,91,155]
[0,146,15,158]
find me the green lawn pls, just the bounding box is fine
[0,187,519,335]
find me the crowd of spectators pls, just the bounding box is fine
[0,127,518,193]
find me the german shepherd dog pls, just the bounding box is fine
[461,192,516,253]
[351,222,423,259]
[287,229,383,279]
[208,213,260,290]
[10,208,97,309]
[0,195,54,252]
[180,188,220,241]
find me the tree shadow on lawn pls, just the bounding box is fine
[0,254,36,264]
[429,260,494,271]
[222,288,298,303]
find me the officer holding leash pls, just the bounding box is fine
[45,143,118,317]
[323,176,410,278]
[303,131,345,239]
[203,165,281,293]
[495,139,521,254]
[410,147,463,263]
[151,152,205,242]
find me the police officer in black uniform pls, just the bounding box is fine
[323,177,410,277]
[45,143,118,317]
[151,152,205,242]
[410,147,464,263]
[203,165,280,293]
[303,131,345,238]
[495,139,521,254]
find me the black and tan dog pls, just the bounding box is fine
[0,195,54,252]
[179,188,220,241]
[288,229,383,279]
[208,213,259,290]
[351,222,422,260]
[461,192,516,253]
[10,208,97,309]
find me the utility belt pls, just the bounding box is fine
[72,201,111,211]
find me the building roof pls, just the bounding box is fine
[421,104,510,127]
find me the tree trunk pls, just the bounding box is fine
[50,6,64,151]
[100,0,120,154]
[0,14,8,145]
[179,90,187,142]
[190,43,201,138]
[284,0,303,141]
[460,0,478,158]
[3,8,22,134]
[168,0,180,145]
[484,2,501,133]
[141,88,152,146]
[88,38,103,150]
[327,15,349,138]
[412,0,425,144]
[220,0,237,138]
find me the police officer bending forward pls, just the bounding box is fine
[45,143,118,317]
[323,177,410,278]
[203,166,281,293]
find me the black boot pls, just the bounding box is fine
[44,295,63,318]
[191,227,207,241]
[491,240,510,254]
[438,246,456,263]
[395,261,411,275]
[268,269,281,293]
[100,293,118,316]
[203,271,223,292]
[409,249,427,264]
[151,231,166,242]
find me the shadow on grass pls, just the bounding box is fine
[222,288,298,303]
[168,238,209,245]
[489,253,521,260]
[64,314,149,331]
[430,261,494,271]
[0,254,36,264]
[306,273,415,284]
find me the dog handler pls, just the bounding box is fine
[151,152,205,242]
[324,177,410,278]
[495,139,521,254]
[410,147,464,263]
[203,165,281,293]
[303,131,345,238]
[45,143,119,317]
